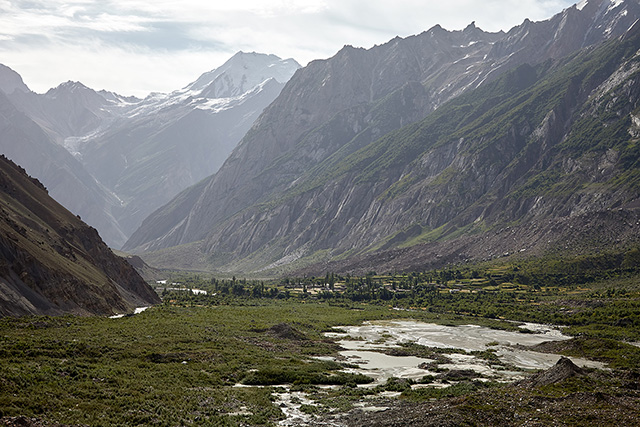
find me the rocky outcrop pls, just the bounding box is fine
[0,155,160,316]
[522,357,585,388]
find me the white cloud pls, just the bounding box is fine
[0,0,578,96]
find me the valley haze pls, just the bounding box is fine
[0,52,300,248]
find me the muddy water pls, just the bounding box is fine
[337,350,431,384]
[326,320,604,385]
[283,320,605,425]
[273,388,317,427]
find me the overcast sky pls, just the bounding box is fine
[0,0,579,97]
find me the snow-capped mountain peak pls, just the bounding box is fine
[185,51,300,99]
[125,52,301,118]
[47,80,90,95]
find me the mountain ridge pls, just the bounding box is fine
[0,64,30,95]
[125,0,640,275]
[76,52,300,240]
[0,90,130,247]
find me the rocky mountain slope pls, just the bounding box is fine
[125,0,640,274]
[0,154,160,317]
[0,52,299,248]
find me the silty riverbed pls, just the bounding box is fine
[323,320,604,385]
[275,320,605,426]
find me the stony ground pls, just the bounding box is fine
[339,389,640,426]
[340,372,640,426]
[303,358,640,427]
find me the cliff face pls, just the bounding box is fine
[294,31,640,274]
[0,155,160,316]
[126,1,640,273]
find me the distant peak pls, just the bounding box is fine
[231,51,257,60]
[520,17,533,28]
[45,80,104,101]
[227,51,284,64]
[462,21,486,36]
[61,80,86,88]
[184,51,300,97]
[233,50,274,57]
[0,64,30,94]
[51,80,91,93]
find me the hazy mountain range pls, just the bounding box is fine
[123,0,640,275]
[0,53,300,248]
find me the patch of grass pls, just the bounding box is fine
[403,380,498,401]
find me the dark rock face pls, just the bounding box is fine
[126,1,640,273]
[0,155,160,317]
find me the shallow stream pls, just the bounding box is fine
[108,306,149,319]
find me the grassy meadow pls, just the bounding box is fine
[2,251,640,425]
